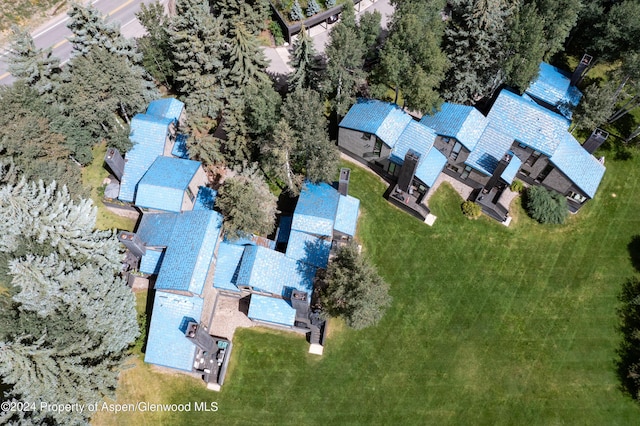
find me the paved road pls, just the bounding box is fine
[0,0,164,85]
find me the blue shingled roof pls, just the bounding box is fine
[420,103,488,151]
[194,186,217,210]
[334,195,360,237]
[487,90,570,156]
[146,98,184,123]
[140,249,165,275]
[136,213,177,247]
[247,294,296,327]
[144,292,202,371]
[550,134,605,198]
[236,245,316,297]
[154,210,223,295]
[285,230,331,268]
[465,124,515,177]
[135,157,201,212]
[119,114,172,202]
[415,148,447,188]
[500,152,522,185]
[213,242,244,292]
[525,63,582,116]
[339,99,412,148]
[390,121,437,164]
[291,182,340,237]
[171,134,190,159]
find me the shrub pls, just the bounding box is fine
[461,200,481,219]
[510,179,524,193]
[268,20,284,46]
[306,0,321,16]
[325,0,336,7]
[290,0,304,21]
[525,185,568,224]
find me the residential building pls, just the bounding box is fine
[338,62,606,223]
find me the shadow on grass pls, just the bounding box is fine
[627,236,640,272]
[615,277,640,400]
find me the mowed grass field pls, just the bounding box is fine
[94,149,640,425]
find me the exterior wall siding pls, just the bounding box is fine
[542,168,573,195]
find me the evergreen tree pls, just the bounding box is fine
[210,0,270,35]
[0,83,83,194]
[571,82,617,132]
[283,88,339,182]
[374,0,447,112]
[227,21,270,86]
[290,0,304,21]
[358,10,382,60]
[326,0,336,7]
[136,1,175,88]
[244,79,282,138]
[217,95,251,164]
[525,185,568,224]
[0,178,137,425]
[216,171,278,239]
[168,0,227,118]
[7,26,61,97]
[307,0,321,16]
[533,0,582,59]
[288,26,322,91]
[441,0,514,104]
[57,47,157,162]
[502,3,546,92]
[319,242,391,330]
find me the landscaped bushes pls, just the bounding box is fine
[525,185,568,224]
[461,200,481,219]
[510,179,524,193]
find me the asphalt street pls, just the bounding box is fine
[0,0,393,84]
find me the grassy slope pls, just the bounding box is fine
[94,150,640,425]
[81,143,136,231]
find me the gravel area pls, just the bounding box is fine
[208,295,253,340]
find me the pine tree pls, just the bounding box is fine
[227,21,270,86]
[210,0,270,35]
[534,0,582,59]
[7,26,61,97]
[0,178,137,425]
[168,0,227,118]
[525,185,568,224]
[326,0,336,7]
[290,0,304,21]
[244,79,282,138]
[307,0,321,16]
[136,1,175,88]
[288,27,322,91]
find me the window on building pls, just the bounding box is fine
[460,165,472,180]
[536,164,553,182]
[388,162,397,175]
[362,132,372,140]
[186,187,195,202]
[450,142,462,160]
[441,137,451,144]
[373,138,382,156]
[518,142,528,149]
[525,150,541,166]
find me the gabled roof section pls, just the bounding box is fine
[465,124,514,177]
[285,230,331,268]
[390,120,437,164]
[339,99,412,148]
[291,182,340,237]
[525,63,582,117]
[213,242,244,292]
[420,103,488,151]
[550,134,606,198]
[334,195,360,237]
[248,294,296,327]
[500,152,522,185]
[146,98,185,123]
[135,157,201,212]
[154,210,223,295]
[140,249,165,275]
[236,245,316,297]
[144,292,202,371]
[415,148,447,188]
[171,134,190,159]
[136,213,178,247]
[487,90,570,156]
[119,114,173,202]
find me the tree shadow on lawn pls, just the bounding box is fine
[627,236,640,273]
[615,277,640,400]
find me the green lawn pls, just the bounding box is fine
[94,149,640,425]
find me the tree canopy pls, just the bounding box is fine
[525,185,568,225]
